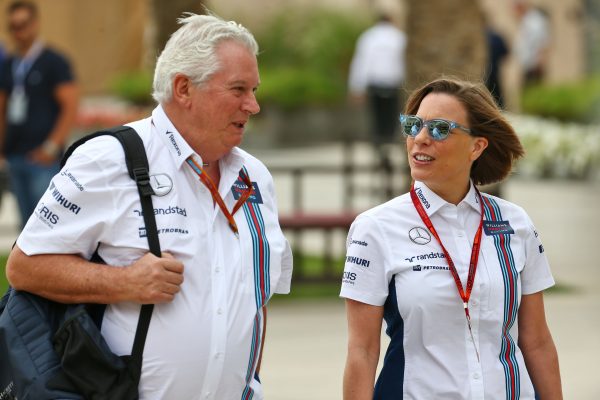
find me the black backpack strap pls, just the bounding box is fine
[62,126,158,381]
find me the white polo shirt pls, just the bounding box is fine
[340,181,554,400]
[348,21,407,95]
[18,105,293,400]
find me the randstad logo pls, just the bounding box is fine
[134,206,187,217]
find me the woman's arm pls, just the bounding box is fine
[518,292,563,399]
[343,298,384,400]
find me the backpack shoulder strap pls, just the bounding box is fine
[62,126,157,377]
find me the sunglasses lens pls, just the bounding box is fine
[428,120,450,140]
[402,116,422,137]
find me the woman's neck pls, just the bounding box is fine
[424,181,471,206]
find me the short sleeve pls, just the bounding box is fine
[275,239,293,294]
[17,137,125,259]
[340,214,391,306]
[52,52,75,84]
[521,215,555,294]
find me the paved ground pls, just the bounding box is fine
[1,142,598,399]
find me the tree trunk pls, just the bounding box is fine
[404,0,486,91]
[150,0,205,55]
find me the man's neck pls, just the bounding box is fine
[16,39,37,57]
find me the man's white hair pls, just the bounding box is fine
[152,13,259,104]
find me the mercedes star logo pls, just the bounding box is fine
[409,227,431,245]
[150,173,173,196]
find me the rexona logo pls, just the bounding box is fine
[165,130,182,156]
[414,187,431,209]
[49,182,81,214]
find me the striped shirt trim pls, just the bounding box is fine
[240,167,271,399]
[482,195,520,400]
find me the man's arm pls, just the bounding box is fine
[6,245,184,304]
[29,82,78,164]
[343,299,384,400]
[518,292,563,399]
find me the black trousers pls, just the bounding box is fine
[367,85,401,145]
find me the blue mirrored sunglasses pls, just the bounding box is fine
[399,114,472,141]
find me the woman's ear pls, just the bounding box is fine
[171,74,192,107]
[470,136,489,161]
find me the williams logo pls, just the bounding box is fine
[231,179,263,204]
[483,220,514,236]
[409,227,431,245]
[150,173,173,196]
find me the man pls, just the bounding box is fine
[0,1,78,228]
[348,13,406,171]
[6,13,293,400]
[514,0,551,85]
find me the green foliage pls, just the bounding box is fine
[110,71,154,106]
[1,253,8,293]
[521,76,600,123]
[256,8,370,109]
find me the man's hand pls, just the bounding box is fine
[125,252,185,304]
[28,144,59,165]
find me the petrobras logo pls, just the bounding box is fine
[139,226,189,237]
[412,264,449,272]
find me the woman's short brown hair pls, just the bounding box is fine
[404,77,524,186]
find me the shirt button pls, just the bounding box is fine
[205,393,211,399]
[217,308,223,315]
[457,231,464,237]
[215,352,222,359]
[471,300,478,307]
[473,373,480,380]
[215,267,221,273]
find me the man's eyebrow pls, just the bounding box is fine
[228,80,260,88]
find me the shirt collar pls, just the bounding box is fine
[151,105,247,174]
[152,105,195,169]
[413,181,480,215]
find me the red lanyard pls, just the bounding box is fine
[410,184,484,361]
[186,157,253,235]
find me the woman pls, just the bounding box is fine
[341,77,562,399]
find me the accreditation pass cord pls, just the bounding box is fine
[410,185,483,362]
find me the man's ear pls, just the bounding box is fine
[470,136,489,162]
[171,74,192,107]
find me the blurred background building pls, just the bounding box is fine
[0,0,591,106]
